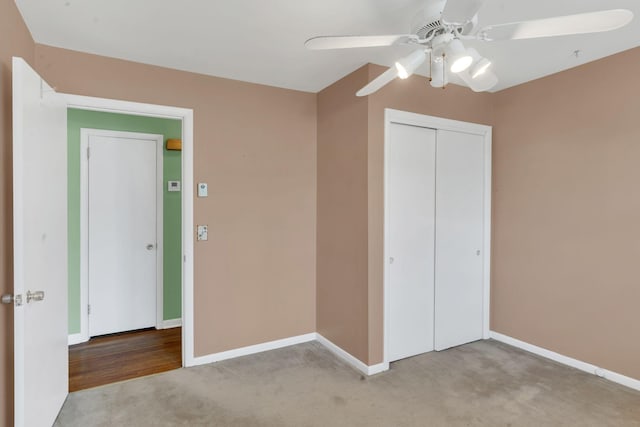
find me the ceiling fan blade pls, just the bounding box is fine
[356,67,398,97]
[442,0,486,25]
[478,9,634,41]
[305,35,415,50]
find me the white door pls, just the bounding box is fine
[434,129,485,351]
[12,57,68,426]
[86,131,160,337]
[387,122,436,362]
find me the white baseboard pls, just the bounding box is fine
[188,332,389,376]
[160,318,182,329]
[316,333,389,376]
[601,369,640,391]
[490,331,640,392]
[189,333,317,367]
[68,333,88,346]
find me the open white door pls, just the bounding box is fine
[12,57,68,426]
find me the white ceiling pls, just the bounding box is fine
[15,0,640,93]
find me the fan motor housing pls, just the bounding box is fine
[411,0,478,39]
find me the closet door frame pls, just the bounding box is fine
[383,109,492,365]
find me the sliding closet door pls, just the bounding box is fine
[387,123,436,362]
[434,129,485,351]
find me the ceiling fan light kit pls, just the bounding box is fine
[460,67,498,92]
[305,0,634,96]
[430,55,448,89]
[465,47,492,79]
[395,50,428,79]
[445,39,473,73]
[470,57,491,79]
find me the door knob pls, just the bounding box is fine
[1,294,22,306]
[146,244,155,250]
[26,290,45,303]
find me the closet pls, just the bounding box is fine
[385,110,490,363]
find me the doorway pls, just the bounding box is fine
[66,109,191,395]
[68,111,184,342]
[61,94,196,370]
[67,110,185,390]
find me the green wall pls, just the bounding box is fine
[68,109,182,334]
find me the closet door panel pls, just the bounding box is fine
[387,123,436,362]
[434,130,485,351]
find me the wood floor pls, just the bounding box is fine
[69,327,181,392]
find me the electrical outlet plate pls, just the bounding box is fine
[197,225,208,241]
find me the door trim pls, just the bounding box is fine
[383,108,492,365]
[80,129,164,339]
[63,93,195,367]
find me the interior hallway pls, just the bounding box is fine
[57,340,640,426]
[69,327,181,392]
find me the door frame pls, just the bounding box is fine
[383,108,492,365]
[79,128,164,339]
[63,94,195,367]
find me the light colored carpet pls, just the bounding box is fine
[55,339,640,426]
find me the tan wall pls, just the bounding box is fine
[366,64,495,363]
[33,45,318,356]
[316,65,370,363]
[491,47,640,380]
[0,1,35,424]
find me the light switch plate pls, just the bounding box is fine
[197,225,208,241]
[167,181,181,192]
[198,182,208,197]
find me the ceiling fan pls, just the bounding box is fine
[305,0,634,96]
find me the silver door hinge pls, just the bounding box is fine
[87,147,90,159]
[88,304,91,315]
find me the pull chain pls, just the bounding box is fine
[428,51,432,82]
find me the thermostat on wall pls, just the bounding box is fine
[167,181,181,192]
